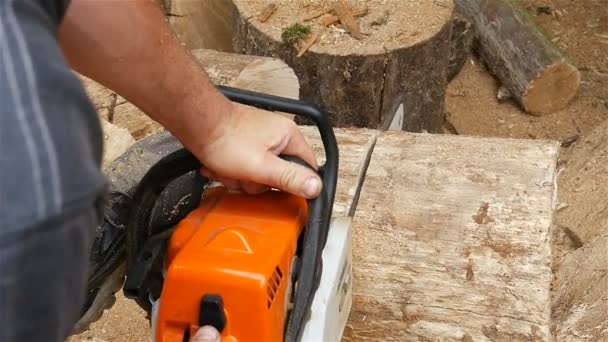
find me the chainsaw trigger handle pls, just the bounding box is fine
[199,294,227,332]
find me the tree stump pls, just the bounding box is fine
[230,0,455,132]
[159,0,235,52]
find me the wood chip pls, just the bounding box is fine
[322,8,368,27]
[297,31,321,57]
[257,3,277,23]
[302,7,333,21]
[334,1,363,39]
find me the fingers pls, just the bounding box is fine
[200,168,269,195]
[191,326,220,342]
[278,124,319,170]
[262,153,322,199]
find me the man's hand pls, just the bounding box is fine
[59,0,321,199]
[198,102,321,198]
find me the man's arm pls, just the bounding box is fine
[58,0,321,199]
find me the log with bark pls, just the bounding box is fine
[456,0,580,115]
[448,7,475,82]
[112,48,300,140]
[229,0,455,133]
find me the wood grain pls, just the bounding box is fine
[344,132,560,341]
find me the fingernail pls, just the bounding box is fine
[192,326,220,342]
[303,177,321,198]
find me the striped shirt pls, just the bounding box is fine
[0,0,106,238]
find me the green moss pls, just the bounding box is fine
[281,23,311,45]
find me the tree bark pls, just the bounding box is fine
[230,1,454,133]
[456,0,580,115]
[448,9,475,82]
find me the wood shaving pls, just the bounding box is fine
[257,3,277,23]
[297,31,322,57]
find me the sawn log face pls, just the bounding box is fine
[344,132,559,341]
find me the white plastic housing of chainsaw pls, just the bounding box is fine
[150,216,353,342]
[300,216,353,342]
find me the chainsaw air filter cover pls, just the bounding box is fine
[155,186,308,341]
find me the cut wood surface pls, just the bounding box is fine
[344,132,560,341]
[456,0,580,115]
[160,0,234,52]
[100,120,136,168]
[231,0,454,132]
[112,48,300,139]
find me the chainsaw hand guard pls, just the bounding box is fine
[123,86,339,342]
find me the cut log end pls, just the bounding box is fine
[232,0,454,131]
[523,62,581,115]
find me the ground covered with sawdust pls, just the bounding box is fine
[69,0,606,341]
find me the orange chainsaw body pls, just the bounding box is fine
[155,186,308,342]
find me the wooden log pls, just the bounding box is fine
[112,48,300,140]
[100,120,136,168]
[160,0,234,52]
[344,132,560,341]
[456,0,580,115]
[230,0,455,132]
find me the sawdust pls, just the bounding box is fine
[68,292,148,342]
[236,0,453,53]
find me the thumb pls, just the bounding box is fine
[191,326,221,342]
[263,154,322,199]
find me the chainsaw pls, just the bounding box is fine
[122,86,352,342]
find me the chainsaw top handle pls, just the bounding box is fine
[219,86,339,342]
[123,86,339,342]
[219,85,339,217]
